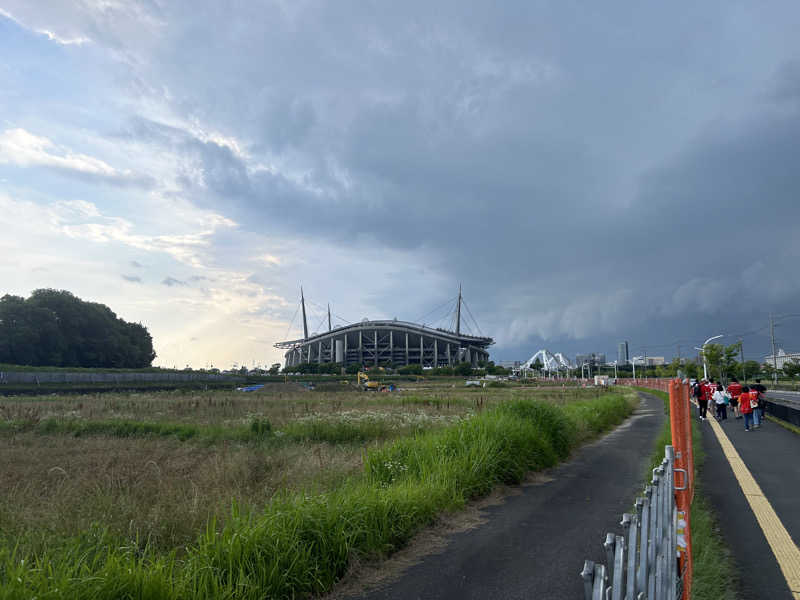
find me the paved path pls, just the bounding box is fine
[698,411,800,599]
[345,392,665,600]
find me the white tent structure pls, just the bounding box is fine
[521,349,573,372]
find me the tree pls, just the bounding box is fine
[701,342,740,382]
[784,359,800,379]
[455,362,473,376]
[683,361,699,380]
[720,342,741,382]
[742,360,761,380]
[268,363,281,375]
[701,343,723,380]
[0,290,155,368]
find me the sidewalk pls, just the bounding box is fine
[341,392,665,600]
[698,412,800,599]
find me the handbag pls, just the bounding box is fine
[750,398,759,410]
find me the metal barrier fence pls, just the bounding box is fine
[581,379,694,600]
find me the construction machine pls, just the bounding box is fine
[357,371,395,392]
[357,371,381,391]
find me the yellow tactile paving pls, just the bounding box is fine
[707,416,800,598]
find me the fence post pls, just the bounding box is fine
[669,379,693,599]
[581,560,595,600]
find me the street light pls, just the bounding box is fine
[631,356,643,380]
[696,334,724,380]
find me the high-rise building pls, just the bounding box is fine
[618,341,629,365]
[576,353,606,367]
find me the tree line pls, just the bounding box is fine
[0,289,156,368]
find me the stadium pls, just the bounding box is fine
[275,288,494,368]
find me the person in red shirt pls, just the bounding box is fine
[740,386,759,431]
[697,379,710,420]
[727,378,743,419]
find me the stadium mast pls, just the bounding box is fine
[301,286,309,340]
[327,303,332,332]
[456,283,462,335]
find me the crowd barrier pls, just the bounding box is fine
[581,379,694,599]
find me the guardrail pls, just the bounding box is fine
[765,398,800,427]
[581,380,694,600]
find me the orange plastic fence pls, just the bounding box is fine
[669,380,693,599]
[622,377,694,598]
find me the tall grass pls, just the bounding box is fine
[0,417,271,444]
[0,415,443,445]
[0,393,634,599]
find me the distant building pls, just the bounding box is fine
[576,353,606,367]
[498,360,520,369]
[764,349,800,369]
[646,357,665,366]
[617,341,629,365]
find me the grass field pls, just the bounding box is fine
[0,381,635,599]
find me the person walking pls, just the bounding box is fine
[752,379,767,424]
[713,383,728,421]
[697,379,709,420]
[727,378,743,419]
[741,386,755,430]
[692,380,703,418]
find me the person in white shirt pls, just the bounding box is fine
[712,384,728,421]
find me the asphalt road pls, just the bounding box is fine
[766,390,800,410]
[698,413,800,599]
[345,392,666,600]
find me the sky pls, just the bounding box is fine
[2,1,800,369]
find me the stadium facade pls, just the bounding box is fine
[275,289,493,368]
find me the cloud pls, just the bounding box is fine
[161,276,187,287]
[0,7,91,45]
[130,260,144,268]
[4,0,800,367]
[0,128,153,187]
[121,274,142,283]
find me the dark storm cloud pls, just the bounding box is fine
[81,0,800,359]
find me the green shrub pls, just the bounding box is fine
[249,418,272,437]
[281,419,393,443]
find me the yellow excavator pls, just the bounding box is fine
[357,371,395,392]
[357,371,381,391]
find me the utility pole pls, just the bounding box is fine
[643,346,647,380]
[739,338,745,383]
[770,313,778,386]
